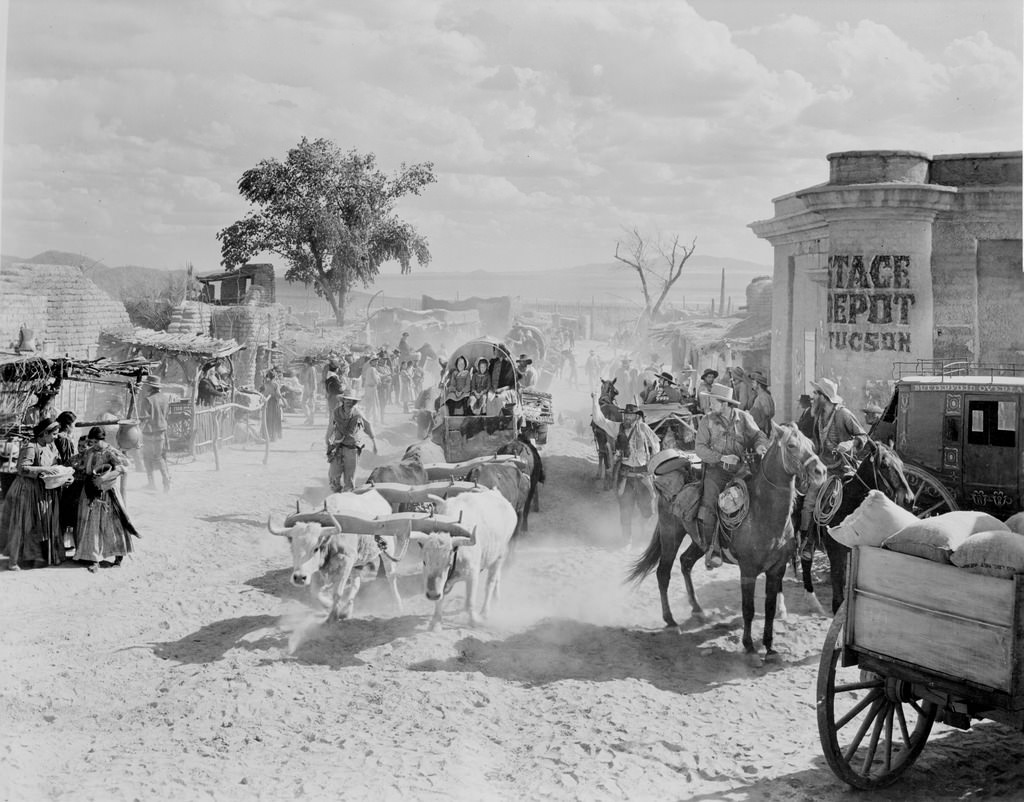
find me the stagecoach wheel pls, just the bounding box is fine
[817,603,937,790]
[901,465,959,518]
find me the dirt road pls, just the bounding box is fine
[2,374,1021,801]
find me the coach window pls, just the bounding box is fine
[966,400,1017,448]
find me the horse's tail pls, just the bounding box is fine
[625,524,662,586]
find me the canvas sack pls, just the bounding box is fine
[951,530,1024,579]
[883,511,1009,563]
[1004,511,1024,535]
[827,489,919,548]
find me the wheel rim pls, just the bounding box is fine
[902,465,958,517]
[817,603,937,790]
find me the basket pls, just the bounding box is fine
[91,464,121,492]
[41,466,75,490]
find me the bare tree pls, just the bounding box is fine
[613,227,697,322]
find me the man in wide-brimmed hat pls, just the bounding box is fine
[861,402,894,445]
[746,371,775,435]
[795,393,815,440]
[694,382,769,568]
[697,368,718,413]
[139,375,171,492]
[591,394,661,546]
[727,366,752,411]
[326,390,377,492]
[809,377,866,473]
[642,371,683,404]
[515,354,537,389]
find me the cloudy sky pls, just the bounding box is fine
[2,0,1021,275]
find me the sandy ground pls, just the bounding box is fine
[2,345,1023,801]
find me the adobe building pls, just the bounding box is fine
[749,150,1023,417]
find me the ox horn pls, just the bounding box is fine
[427,493,445,507]
[266,514,292,537]
[451,526,477,548]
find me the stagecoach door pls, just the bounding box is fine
[962,394,1019,512]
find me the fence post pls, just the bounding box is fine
[211,410,221,471]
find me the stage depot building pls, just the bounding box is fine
[750,150,1023,415]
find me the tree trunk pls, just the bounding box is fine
[333,284,348,326]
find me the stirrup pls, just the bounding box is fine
[705,552,723,570]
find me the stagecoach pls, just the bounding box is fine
[818,545,1024,789]
[877,362,1024,518]
[430,337,553,462]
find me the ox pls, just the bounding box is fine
[266,489,401,622]
[465,461,531,535]
[497,433,544,518]
[412,488,517,630]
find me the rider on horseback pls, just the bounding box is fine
[694,382,769,569]
[799,377,868,558]
[591,395,661,543]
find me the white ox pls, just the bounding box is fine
[266,489,399,622]
[412,488,518,630]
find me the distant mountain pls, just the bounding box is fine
[1,251,186,301]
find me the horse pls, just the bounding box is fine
[797,438,913,614]
[590,378,622,489]
[627,422,826,661]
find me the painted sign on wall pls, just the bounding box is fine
[826,255,917,352]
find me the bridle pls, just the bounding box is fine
[761,427,820,490]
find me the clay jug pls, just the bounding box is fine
[117,422,142,451]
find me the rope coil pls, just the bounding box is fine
[812,473,844,526]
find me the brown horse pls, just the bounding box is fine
[591,378,622,489]
[627,422,826,661]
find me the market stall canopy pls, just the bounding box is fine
[0,355,154,382]
[101,328,244,359]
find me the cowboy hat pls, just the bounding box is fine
[648,449,692,477]
[656,371,675,383]
[622,403,644,416]
[811,378,843,405]
[339,390,362,403]
[699,383,741,406]
[700,368,718,381]
[747,370,769,387]
[33,417,59,438]
[862,402,884,415]
[516,354,533,365]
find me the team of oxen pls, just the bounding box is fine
[266,437,545,629]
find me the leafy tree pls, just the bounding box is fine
[614,227,697,324]
[218,137,436,325]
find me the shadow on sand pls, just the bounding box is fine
[407,616,814,694]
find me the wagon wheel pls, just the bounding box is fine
[817,603,937,790]
[901,465,958,517]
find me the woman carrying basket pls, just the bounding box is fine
[74,427,139,573]
[0,418,70,569]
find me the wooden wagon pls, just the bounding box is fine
[817,544,1024,789]
[430,337,552,461]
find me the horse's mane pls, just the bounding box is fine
[769,421,824,485]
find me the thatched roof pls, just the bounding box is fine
[101,328,244,359]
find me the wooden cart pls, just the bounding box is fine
[817,545,1024,789]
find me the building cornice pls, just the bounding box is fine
[748,210,827,244]
[795,183,958,222]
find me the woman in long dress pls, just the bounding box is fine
[0,417,62,570]
[263,370,284,442]
[75,427,139,573]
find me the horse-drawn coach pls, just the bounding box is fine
[875,362,1024,518]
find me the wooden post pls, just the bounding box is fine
[261,401,270,466]
[211,410,221,471]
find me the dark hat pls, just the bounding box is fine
[517,354,532,365]
[700,369,718,381]
[747,370,768,387]
[623,403,642,415]
[657,371,674,383]
[33,417,59,437]
[401,331,409,337]
[35,387,58,399]
[798,393,812,405]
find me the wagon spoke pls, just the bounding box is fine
[843,697,884,763]
[860,701,888,775]
[882,705,895,773]
[836,688,882,730]
[835,678,884,694]
[917,499,946,516]
[896,703,911,748]
[909,699,927,717]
